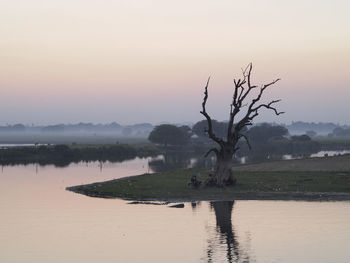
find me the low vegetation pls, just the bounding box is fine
[0,144,159,166]
[315,137,350,150]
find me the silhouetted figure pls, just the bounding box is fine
[205,173,216,187]
[188,175,201,188]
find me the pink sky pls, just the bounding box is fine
[1,0,349,125]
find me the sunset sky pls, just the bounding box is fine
[1,0,349,125]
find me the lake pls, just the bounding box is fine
[1,158,350,263]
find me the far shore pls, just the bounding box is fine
[67,154,350,202]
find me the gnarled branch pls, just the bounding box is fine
[251,99,285,116]
[227,63,258,140]
[232,69,283,139]
[204,148,219,158]
[238,134,251,150]
[201,63,283,158]
[200,77,224,147]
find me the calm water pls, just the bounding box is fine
[1,159,350,263]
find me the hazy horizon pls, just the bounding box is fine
[1,1,349,125]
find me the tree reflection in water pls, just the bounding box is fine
[148,151,314,173]
[205,201,252,263]
[148,152,195,173]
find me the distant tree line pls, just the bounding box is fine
[0,124,26,132]
[286,121,350,135]
[328,127,350,138]
[0,144,159,167]
[148,121,320,155]
[0,122,155,137]
[1,121,350,139]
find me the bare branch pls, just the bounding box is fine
[233,76,282,138]
[262,78,281,91]
[200,64,283,160]
[200,77,224,146]
[237,86,245,102]
[205,148,219,157]
[227,63,256,140]
[237,64,258,104]
[245,63,253,88]
[239,134,251,150]
[251,99,285,116]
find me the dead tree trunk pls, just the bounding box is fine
[214,144,235,186]
[201,63,284,187]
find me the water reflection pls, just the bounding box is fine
[148,152,195,172]
[1,161,350,263]
[206,201,251,263]
[191,201,201,211]
[147,150,350,173]
[1,146,349,170]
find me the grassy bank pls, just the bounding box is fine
[67,155,350,201]
[233,154,350,172]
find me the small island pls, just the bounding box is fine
[67,154,350,202]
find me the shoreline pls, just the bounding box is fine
[66,173,350,202]
[66,155,350,202]
[67,186,350,202]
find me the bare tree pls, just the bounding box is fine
[201,63,284,186]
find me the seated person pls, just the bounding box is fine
[188,175,201,188]
[205,173,216,186]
